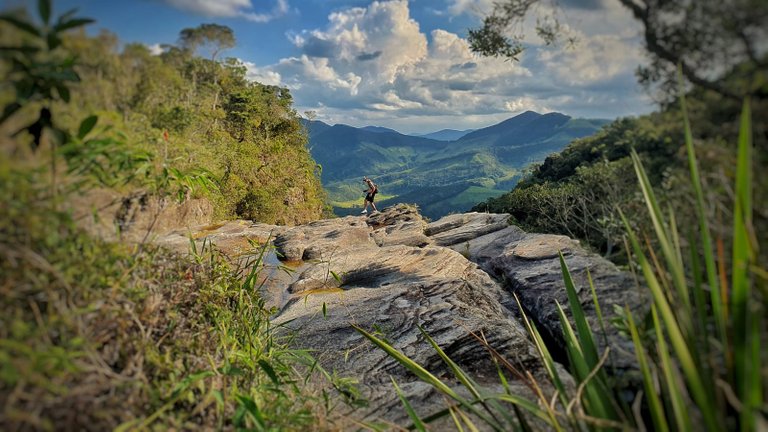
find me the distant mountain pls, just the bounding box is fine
[360,125,401,134]
[304,112,610,219]
[414,128,475,141]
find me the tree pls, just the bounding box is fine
[468,0,768,101]
[178,23,235,62]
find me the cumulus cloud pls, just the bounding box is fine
[447,0,494,18]
[245,0,649,133]
[249,1,530,121]
[164,0,289,22]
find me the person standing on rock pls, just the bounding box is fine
[361,177,378,214]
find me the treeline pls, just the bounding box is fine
[56,23,326,224]
[474,86,768,262]
[0,4,339,429]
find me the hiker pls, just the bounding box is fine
[361,177,378,214]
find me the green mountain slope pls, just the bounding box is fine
[306,112,609,219]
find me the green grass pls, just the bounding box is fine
[0,3,354,426]
[0,163,343,429]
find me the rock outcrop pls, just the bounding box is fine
[435,214,642,372]
[158,204,643,427]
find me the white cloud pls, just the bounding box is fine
[504,97,550,113]
[249,1,530,120]
[447,0,494,18]
[146,43,165,56]
[243,61,282,86]
[164,0,289,22]
[243,0,650,133]
[537,33,641,85]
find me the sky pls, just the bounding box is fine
[13,0,655,134]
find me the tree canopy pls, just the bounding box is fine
[179,23,235,61]
[468,0,768,101]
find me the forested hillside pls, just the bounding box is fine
[0,5,334,429]
[306,112,608,219]
[474,87,768,262]
[50,23,325,224]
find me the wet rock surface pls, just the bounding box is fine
[156,204,643,426]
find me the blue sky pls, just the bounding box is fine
[12,0,654,134]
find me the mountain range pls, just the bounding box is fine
[304,111,609,219]
[412,128,475,141]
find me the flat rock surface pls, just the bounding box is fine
[154,204,643,426]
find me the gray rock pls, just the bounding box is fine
[426,212,511,246]
[270,206,560,426]
[273,244,550,427]
[157,220,285,255]
[151,205,642,427]
[448,218,643,373]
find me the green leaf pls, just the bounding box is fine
[353,324,459,398]
[330,270,342,285]
[0,102,22,124]
[416,326,506,429]
[257,359,280,386]
[38,0,51,25]
[55,84,70,102]
[77,115,98,139]
[555,301,613,421]
[0,15,41,37]
[46,32,61,50]
[630,150,692,325]
[236,395,266,428]
[52,18,94,33]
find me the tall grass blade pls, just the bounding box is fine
[492,394,553,426]
[620,210,720,430]
[651,306,691,432]
[514,294,570,407]
[455,406,482,432]
[586,269,608,351]
[555,302,614,422]
[630,150,691,320]
[417,326,506,429]
[688,228,709,340]
[558,252,600,368]
[352,325,500,429]
[449,405,467,432]
[731,98,760,431]
[391,377,427,432]
[677,67,725,343]
[626,306,669,432]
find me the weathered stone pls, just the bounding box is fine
[510,234,578,260]
[72,188,215,243]
[273,244,549,426]
[150,205,642,427]
[268,206,558,426]
[157,220,285,255]
[273,216,374,261]
[426,212,511,246]
[474,229,641,372]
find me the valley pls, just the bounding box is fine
[305,111,609,219]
